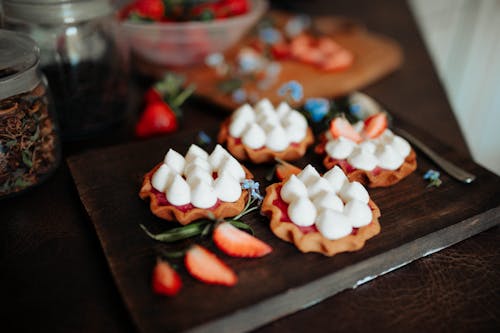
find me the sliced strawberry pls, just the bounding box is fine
[363,113,388,139]
[185,245,237,286]
[320,49,354,72]
[275,159,301,181]
[317,37,342,55]
[213,222,272,258]
[290,34,313,58]
[152,259,182,296]
[329,117,362,142]
[135,101,178,138]
[271,42,290,60]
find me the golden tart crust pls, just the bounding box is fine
[218,118,314,163]
[315,134,417,188]
[261,183,381,256]
[139,163,253,225]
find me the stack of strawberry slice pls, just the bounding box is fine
[153,222,272,296]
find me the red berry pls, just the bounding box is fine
[144,87,162,104]
[329,117,362,143]
[152,259,182,296]
[363,113,388,139]
[213,222,272,258]
[185,245,237,286]
[135,101,178,138]
[131,0,165,21]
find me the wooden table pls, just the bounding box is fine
[2,1,499,332]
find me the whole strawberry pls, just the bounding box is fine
[135,101,178,138]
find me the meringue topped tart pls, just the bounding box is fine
[140,144,253,225]
[218,98,314,163]
[261,164,381,256]
[316,114,417,187]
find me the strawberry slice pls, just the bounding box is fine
[135,100,178,138]
[271,42,290,60]
[363,113,388,139]
[329,117,362,142]
[152,259,182,296]
[321,49,354,72]
[275,159,301,181]
[185,245,237,286]
[213,222,272,258]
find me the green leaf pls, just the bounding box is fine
[140,220,210,242]
[227,220,254,235]
[217,78,243,94]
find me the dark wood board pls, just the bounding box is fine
[67,122,500,333]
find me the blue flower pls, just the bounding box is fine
[259,27,281,44]
[423,169,442,188]
[232,88,247,103]
[278,80,303,102]
[304,98,330,122]
[197,131,212,146]
[423,169,440,181]
[241,179,263,202]
[349,103,362,119]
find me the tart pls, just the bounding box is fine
[218,98,314,163]
[261,164,381,256]
[315,114,417,187]
[140,144,253,225]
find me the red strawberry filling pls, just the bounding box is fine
[326,157,383,176]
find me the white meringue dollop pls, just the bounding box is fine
[288,197,317,227]
[166,174,191,206]
[242,123,266,149]
[265,125,290,152]
[214,174,242,202]
[338,181,369,204]
[323,166,348,193]
[185,144,209,163]
[343,199,373,228]
[164,149,185,174]
[151,164,173,192]
[190,180,218,209]
[315,209,353,240]
[281,175,307,203]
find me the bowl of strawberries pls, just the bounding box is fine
[120,0,267,67]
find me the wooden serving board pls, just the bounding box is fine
[68,123,500,333]
[136,14,403,111]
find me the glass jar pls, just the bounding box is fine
[2,0,129,140]
[0,30,61,198]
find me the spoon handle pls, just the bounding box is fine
[395,128,476,183]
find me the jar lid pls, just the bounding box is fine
[2,0,113,25]
[0,30,40,100]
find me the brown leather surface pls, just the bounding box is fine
[258,225,500,332]
[1,1,498,332]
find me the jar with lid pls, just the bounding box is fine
[2,0,129,140]
[0,30,61,198]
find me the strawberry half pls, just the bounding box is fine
[213,222,272,258]
[185,245,237,286]
[144,87,162,104]
[329,117,362,142]
[363,113,388,139]
[275,159,301,181]
[135,100,178,138]
[152,259,182,296]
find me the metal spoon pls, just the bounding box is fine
[348,92,476,184]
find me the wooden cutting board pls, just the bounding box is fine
[136,14,403,111]
[68,123,500,333]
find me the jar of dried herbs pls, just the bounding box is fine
[0,30,61,198]
[2,0,129,141]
